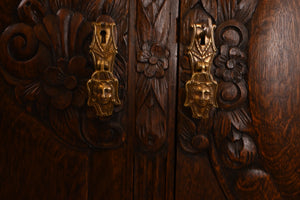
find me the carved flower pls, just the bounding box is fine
[214,45,247,83]
[137,43,170,78]
[1,1,128,149]
[42,56,91,110]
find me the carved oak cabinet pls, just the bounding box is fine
[0,0,299,199]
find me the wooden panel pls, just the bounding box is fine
[176,1,226,199]
[132,0,178,199]
[0,78,89,199]
[176,0,286,199]
[175,148,226,200]
[1,0,300,199]
[249,0,300,199]
[85,0,131,199]
[0,0,19,32]
[0,0,130,199]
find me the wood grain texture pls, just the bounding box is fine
[0,0,299,199]
[0,0,128,150]
[0,0,130,199]
[133,0,178,199]
[135,0,170,151]
[177,2,227,199]
[249,0,300,198]
[177,0,285,199]
[0,78,89,199]
[0,0,19,32]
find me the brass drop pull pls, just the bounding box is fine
[87,17,121,117]
[184,18,218,119]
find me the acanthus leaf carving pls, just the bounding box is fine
[178,112,211,154]
[216,0,258,24]
[0,0,128,150]
[181,0,199,17]
[201,0,218,21]
[153,0,169,45]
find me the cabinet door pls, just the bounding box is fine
[0,0,131,199]
[1,0,300,199]
[176,0,300,199]
[0,0,178,199]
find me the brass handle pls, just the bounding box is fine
[87,17,121,117]
[184,18,218,119]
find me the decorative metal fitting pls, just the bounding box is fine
[87,18,121,118]
[184,18,218,119]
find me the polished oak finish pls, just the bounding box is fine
[0,0,299,199]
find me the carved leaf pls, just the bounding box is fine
[42,14,62,58]
[181,0,199,16]
[57,9,73,59]
[201,0,218,21]
[213,111,232,147]
[178,112,199,153]
[137,0,152,44]
[68,13,84,57]
[217,0,258,23]
[0,0,128,150]
[236,169,282,200]
[235,0,258,23]
[15,80,41,102]
[114,54,127,111]
[217,0,237,23]
[227,107,252,132]
[152,78,167,113]
[135,0,169,152]
[136,75,152,111]
[49,107,87,148]
[136,92,167,151]
[75,21,92,55]
[18,0,47,25]
[85,0,105,19]
[142,0,165,24]
[48,0,87,13]
[153,0,169,45]
[222,129,257,169]
[102,0,128,24]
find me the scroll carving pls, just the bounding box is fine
[0,0,128,149]
[179,0,282,199]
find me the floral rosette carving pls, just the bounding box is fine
[215,45,247,83]
[0,0,128,149]
[137,43,170,78]
[135,0,170,151]
[179,0,282,199]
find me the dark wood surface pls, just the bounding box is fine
[0,0,299,199]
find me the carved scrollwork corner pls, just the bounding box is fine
[0,0,128,150]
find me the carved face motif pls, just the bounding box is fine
[92,81,113,105]
[87,72,121,117]
[185,76,217,119]
[192,83,212,106]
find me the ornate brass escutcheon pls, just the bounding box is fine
[87,17,121,117]
[184,18,218,119]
